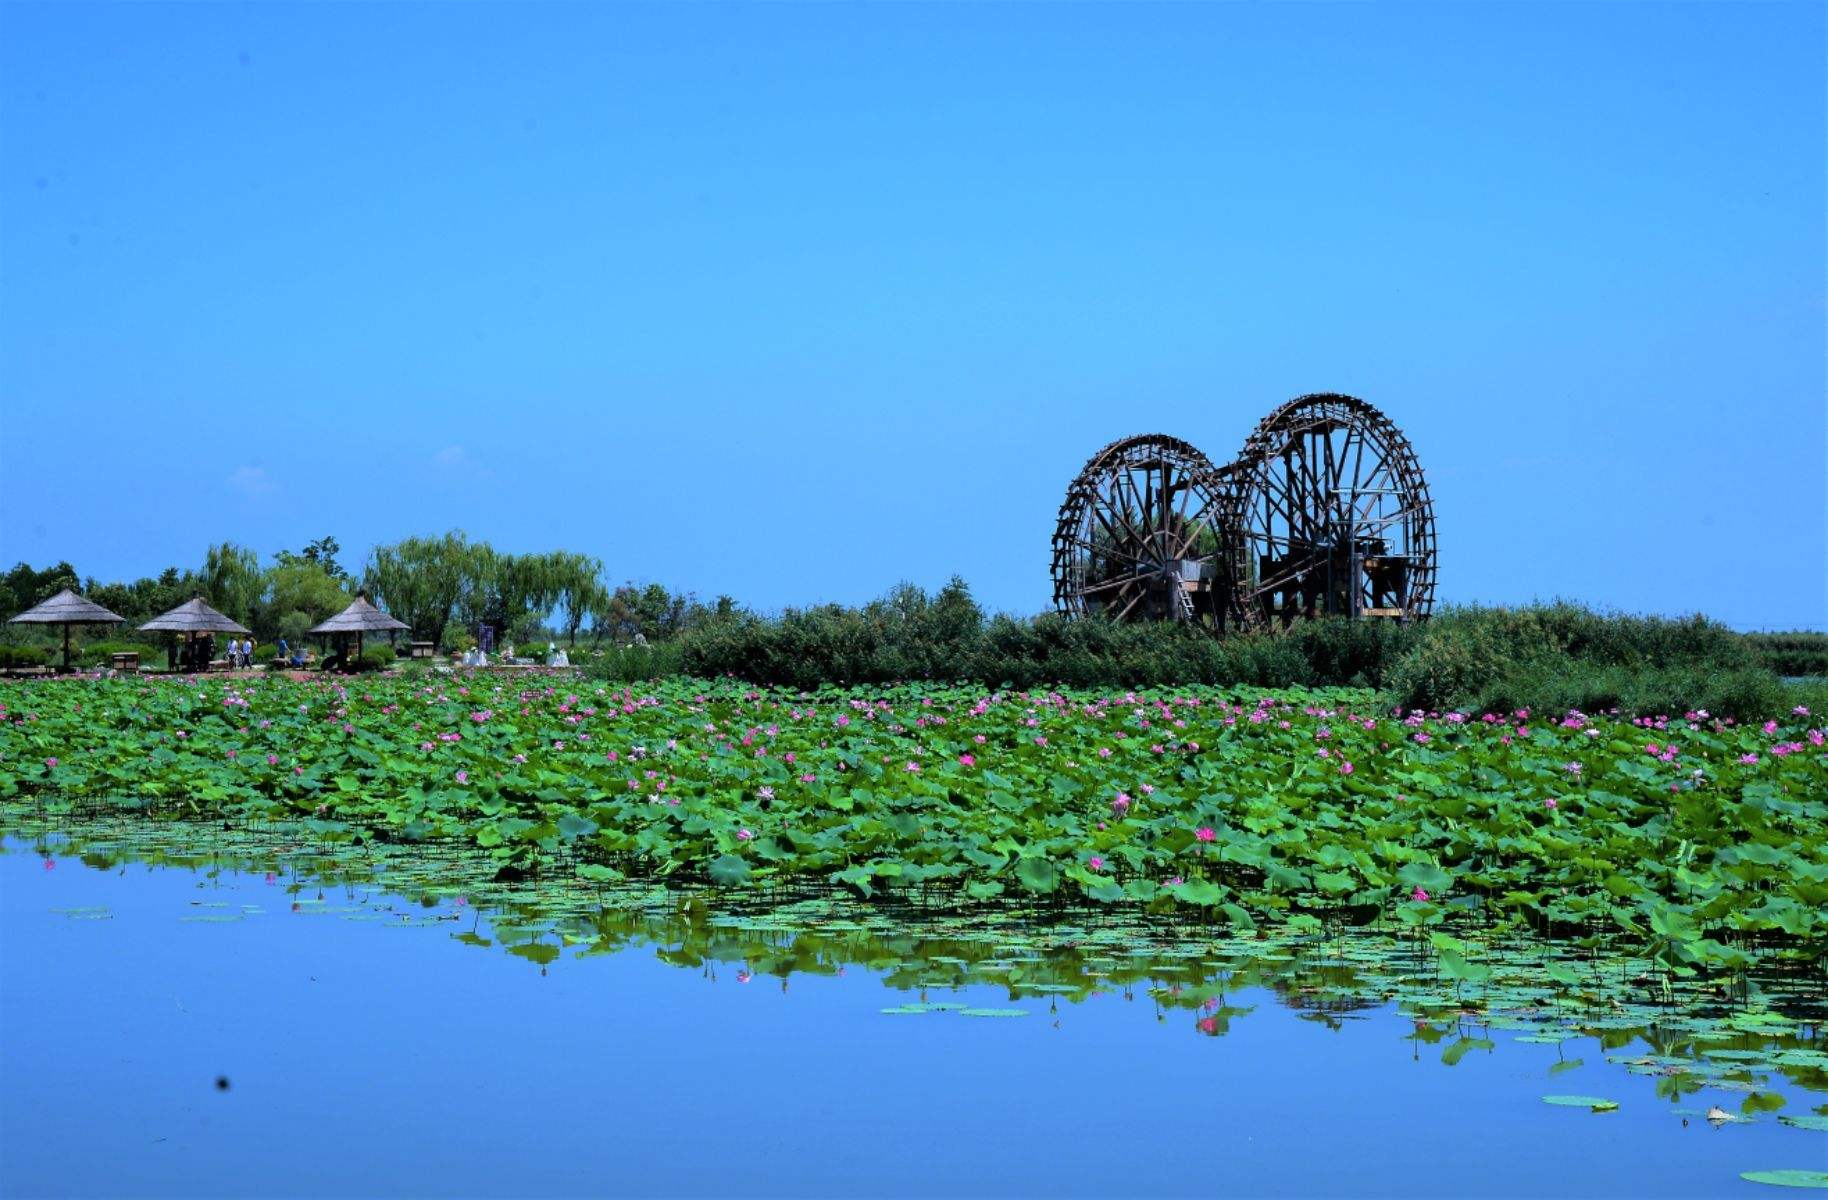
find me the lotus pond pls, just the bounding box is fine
[1,676,1825,1194]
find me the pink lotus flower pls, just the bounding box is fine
[905,760,921,772]
[1544,797,1558,809]
[737,827,754,841]
[1194,827,1216,843]
[1411,886,1429,902]
[43,757,57,769]
[1112,793,1131,815]
[267,754,278,766]
[454,770,469,784]
[958,753,975,766]
[1088,856,1105,871]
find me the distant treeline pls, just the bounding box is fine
[5,549,1823,718]
[1,534,722,656]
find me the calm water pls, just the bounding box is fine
[1,838,1822,1199]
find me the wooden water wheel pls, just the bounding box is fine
[1219,393,1436,627]
[1048,434,1230,630]
[1050,395,1437,630]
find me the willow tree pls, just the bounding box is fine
[448,544,557,642]
[202,543,263,628]
[547,553,606,645]
[364,531,474,649]
[497,552,563,633]
[451,542,504,633]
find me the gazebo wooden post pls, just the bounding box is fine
[61,624,71,673]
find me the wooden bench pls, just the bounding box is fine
[110,652,141,672]
[410,641,436,659]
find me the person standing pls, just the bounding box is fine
[245,636,257,669]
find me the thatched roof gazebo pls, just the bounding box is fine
[7,587,125,671]
[140,596,250,636]
[139,596,249,672]
[308,592,408,670]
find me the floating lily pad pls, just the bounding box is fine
[958,1007,1028,1018]
[1542,1095,1618,1111]
[1739,1170,1828,1189]
[1777,1116,1828,1133]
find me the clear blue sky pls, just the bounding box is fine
[2,2,1822,629]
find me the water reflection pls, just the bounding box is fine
[7,808,1825,1106]
[7,814,1828,1198]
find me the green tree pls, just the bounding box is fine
[275,535,347,581]
[260,561,352,641]
[1,561,80,615]
[496,551,564,633]
[548,552,606,645]
[931,575,984,644]
[202,543,263,626]
[593,582,694,643]
[364,531,474,649]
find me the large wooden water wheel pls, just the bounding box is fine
[1219,393,1436,627]
[1049,434,1230,630]
[1049,395,1436,630]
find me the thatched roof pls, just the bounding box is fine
[7,587,124,626]
[139,597,250,635]
[309,593,408,634]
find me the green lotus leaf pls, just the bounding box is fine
[707,854,751,886]
[1739,1171,1828,1189]
[1542,1095,1618,1111]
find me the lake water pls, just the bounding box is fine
[2,834,1823,1198]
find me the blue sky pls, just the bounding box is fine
[2,2,1822,628]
